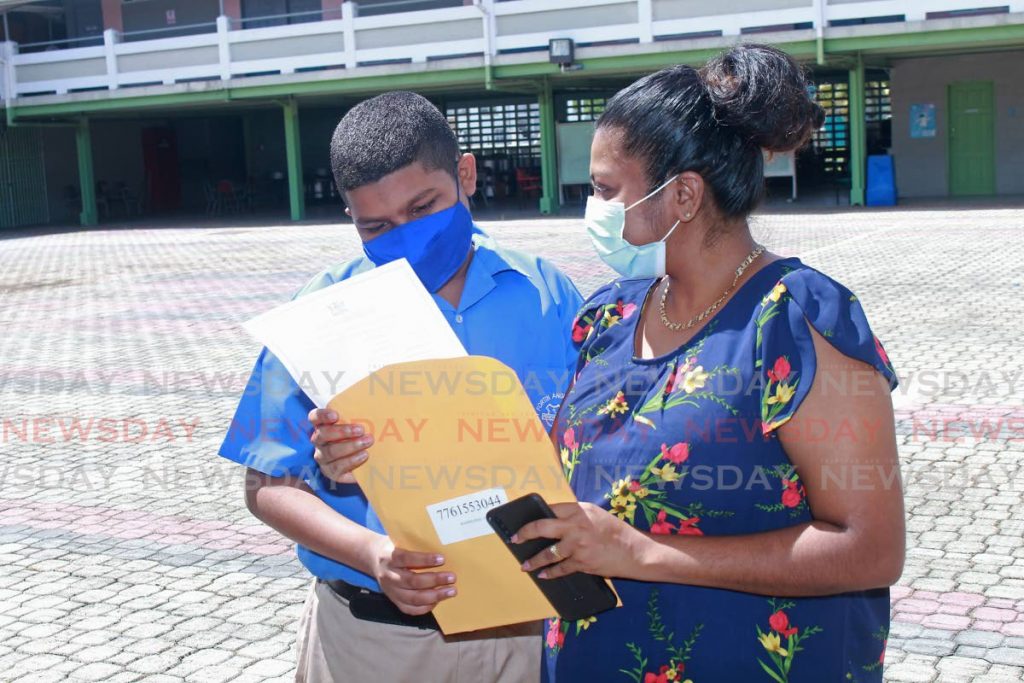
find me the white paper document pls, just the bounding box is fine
[242,259,467,408]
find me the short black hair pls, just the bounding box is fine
[598,44,824,220]
[330,91,460,193]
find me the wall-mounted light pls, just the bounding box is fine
[548,38,574,65]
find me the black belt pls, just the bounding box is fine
[323,579,440,631]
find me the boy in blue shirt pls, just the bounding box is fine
[219,91,581,682]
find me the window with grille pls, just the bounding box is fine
[445,102,541,165]
[865,79,893,153]
[562,97,607,123]
[811,80,850,176]
[810,76,891,177]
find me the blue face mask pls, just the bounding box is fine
[361,191,473,292]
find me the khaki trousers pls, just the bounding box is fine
[294,580,542,682]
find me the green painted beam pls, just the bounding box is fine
[537,79,559,215]
[75,118,97,227]
[282,98,305,222]
[848,55,866,207]
[824,21,1024,54]
[505,40,822,79]
[233,67,490,100]
[10,89,235,118]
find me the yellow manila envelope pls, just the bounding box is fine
[328,355,606,634]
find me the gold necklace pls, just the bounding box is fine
[659,245,766,331]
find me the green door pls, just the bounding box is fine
[948,81,995,196]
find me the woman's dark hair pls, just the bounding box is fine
[597,43,825,220]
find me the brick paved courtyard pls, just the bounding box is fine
[0,204,1022,682]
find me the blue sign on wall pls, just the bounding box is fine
[910,103,936,138]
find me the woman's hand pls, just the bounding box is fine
[370,536,457,616]
[308,408,374,484]
[514,502,648,580]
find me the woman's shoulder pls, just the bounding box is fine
[755,258,898,433]
[571,277,653,345]
[760,261,891,356]
[766,259,864,321]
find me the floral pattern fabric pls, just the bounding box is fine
[543,258,897,683]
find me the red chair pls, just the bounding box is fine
[216,179,241,213]
[515,167,542,197]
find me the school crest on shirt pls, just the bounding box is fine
[536,392,564,430]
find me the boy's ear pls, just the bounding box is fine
[457,153,478,200]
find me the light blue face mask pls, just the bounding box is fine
[585,174,680,279]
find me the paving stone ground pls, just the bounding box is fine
[0,203,1022,682]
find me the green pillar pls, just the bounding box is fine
[538,79,559,215]
[282,98,305,221]
[75,118,98,227]
[848,55,866,207]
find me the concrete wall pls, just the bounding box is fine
[357,19,480,49]
[232,32,343,62]
[652,0,809,21]
[890,50,1024,198]
[498,3,637,35]
[18,57,107,88]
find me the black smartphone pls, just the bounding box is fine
[486,493,618,621]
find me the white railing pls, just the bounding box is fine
[1,0,1022,101]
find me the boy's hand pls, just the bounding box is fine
[309,408,374,484]
[371,536,457,616]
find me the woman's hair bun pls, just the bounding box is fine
[700,43,826,153]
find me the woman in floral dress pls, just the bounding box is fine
[514,45,905,682]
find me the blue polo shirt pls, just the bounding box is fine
[219,230,582,590]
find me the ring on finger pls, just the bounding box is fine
[549,543,561,559]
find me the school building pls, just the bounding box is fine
[0,0,1021,228]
